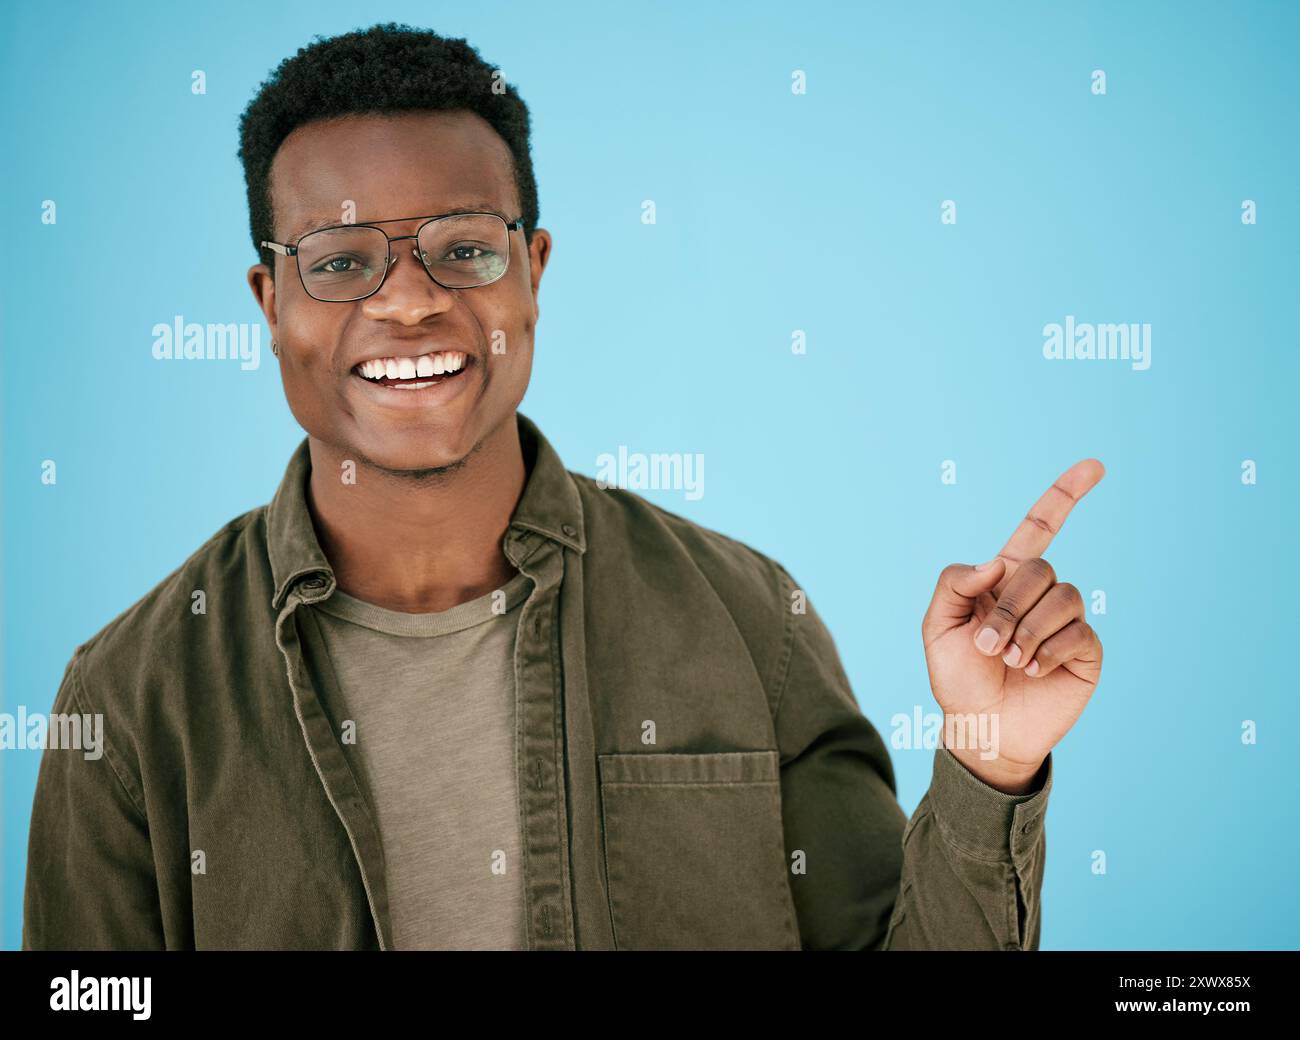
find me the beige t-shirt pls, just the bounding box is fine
[302,569,533,950]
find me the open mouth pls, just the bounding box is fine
[352,350,472,390]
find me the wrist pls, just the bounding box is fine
[944,743,1044,795]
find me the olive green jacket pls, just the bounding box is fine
[23,413,1051,951]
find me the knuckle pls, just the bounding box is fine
[1024,513,1056,537]
[1023,556,1056,584]
[992,600,1022,624]
[939,563,965,584]
[1014,619,1042,645]
[1083,622,1103,653]
[1055,581,1082,607]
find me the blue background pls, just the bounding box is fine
[3,0,1297,950]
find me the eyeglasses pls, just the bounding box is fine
[261,211,525,303]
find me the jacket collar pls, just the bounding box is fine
[267,411,586,610]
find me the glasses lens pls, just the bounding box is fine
[296,226,390,302]
[417,214,510,287]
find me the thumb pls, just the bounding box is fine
[923,557,1007,638]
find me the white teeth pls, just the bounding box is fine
[358,351,470,381]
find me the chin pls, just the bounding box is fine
[357,432,477,476]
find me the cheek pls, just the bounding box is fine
[471,294,535,378]
[276,310,347,421]
[494,321,535,395]
[278,301,339,375]
[280,345,333,402]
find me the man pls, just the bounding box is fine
[23,23,1103,951]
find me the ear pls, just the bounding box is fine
[526,228,552,314]
[247,262,279,343]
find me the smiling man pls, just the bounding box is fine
[23,23,1104,951]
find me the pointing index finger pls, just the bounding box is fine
[994,458,1105,577]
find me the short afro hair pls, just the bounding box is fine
[238,22,538,271]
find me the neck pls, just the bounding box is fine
[305,417,527,613]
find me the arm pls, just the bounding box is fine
[881,745,1051,949]
[775,587,1051,950]
[23,654,166,950]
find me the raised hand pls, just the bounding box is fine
[921,460,1106,793]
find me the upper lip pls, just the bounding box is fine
[348,344,475,372]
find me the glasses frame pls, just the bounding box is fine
[261,211,526,303]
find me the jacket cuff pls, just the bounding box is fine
[927,747,1052,865]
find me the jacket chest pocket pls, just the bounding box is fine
[597,750,801,950]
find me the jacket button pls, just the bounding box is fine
[562,524,577,538]
[302,575,327,590]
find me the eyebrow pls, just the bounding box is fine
[282,202,512,243]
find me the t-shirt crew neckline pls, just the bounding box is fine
[310,569,533,639]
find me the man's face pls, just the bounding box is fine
[248,110,551,473]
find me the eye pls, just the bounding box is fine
[311,254,366,275]
[436,242,501,264]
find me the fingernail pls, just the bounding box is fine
[975,627,1000,653]
[1003,643,1022,667]
[975,558,998,571]
[1026,659,1040,676]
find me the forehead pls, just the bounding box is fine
[269,110,519,241]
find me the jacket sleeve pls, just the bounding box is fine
[23,653,166,950]
[773,580,1052,951]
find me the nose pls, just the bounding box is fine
[381,248,427,270]
[361,248,457,324]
